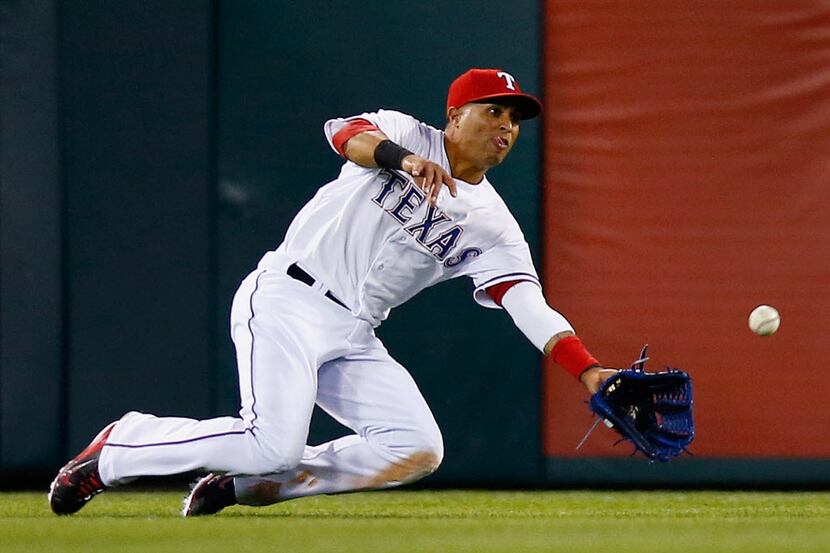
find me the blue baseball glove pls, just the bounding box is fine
[588,346,695,462]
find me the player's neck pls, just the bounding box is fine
[444,136,486,184]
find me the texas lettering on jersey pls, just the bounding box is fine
[372,170,482,267]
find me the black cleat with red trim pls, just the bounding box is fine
[48,421,116,515]
[182,473,237,517]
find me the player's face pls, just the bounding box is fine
[450,102,521,170]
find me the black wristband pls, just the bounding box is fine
[373,139,414,170]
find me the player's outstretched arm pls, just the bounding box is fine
[339,126,456,206]
[499,282,616,393]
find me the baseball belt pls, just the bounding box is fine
[287,263,349,310]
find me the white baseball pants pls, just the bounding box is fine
[98,266,443,504]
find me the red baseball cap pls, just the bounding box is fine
[446,68,542,120]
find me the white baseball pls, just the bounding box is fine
[748,305,780,336]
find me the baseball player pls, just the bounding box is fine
[49,68,612,516]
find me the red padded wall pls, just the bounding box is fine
[542,1,830,458]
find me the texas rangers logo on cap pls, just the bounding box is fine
[446,68,542,120]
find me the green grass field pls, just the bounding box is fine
[2,490,829,552]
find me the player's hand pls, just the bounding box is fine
[580,366,619,395]
[402,155,457,207]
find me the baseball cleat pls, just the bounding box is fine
[48,421,116,515]
[182,473,237,517]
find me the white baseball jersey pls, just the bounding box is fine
[259,109,541,326]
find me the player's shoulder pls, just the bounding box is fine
[374,108,419,122]
[374,109,441,135]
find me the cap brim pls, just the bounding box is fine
[470,92,542,120]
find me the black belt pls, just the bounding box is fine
[287,263,348,310]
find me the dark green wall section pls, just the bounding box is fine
[57,1,215,454]
[0,0,64,470]
[546,458,830,488]
[215,1,543,484]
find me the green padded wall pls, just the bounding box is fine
[0,0,64,471]
[58,1,215,456]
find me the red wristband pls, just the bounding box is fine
[550,336,600,380]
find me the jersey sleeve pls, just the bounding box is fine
[464,225,541,310]
[323,109,428,156]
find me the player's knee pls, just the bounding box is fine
[417,444,443,478]
[384,445,443,485]
[431,442,444,472]
[411,448,442,481]
[381,426,444,483]
[418,428,444,474]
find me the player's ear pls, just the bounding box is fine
[446,106,461,126]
